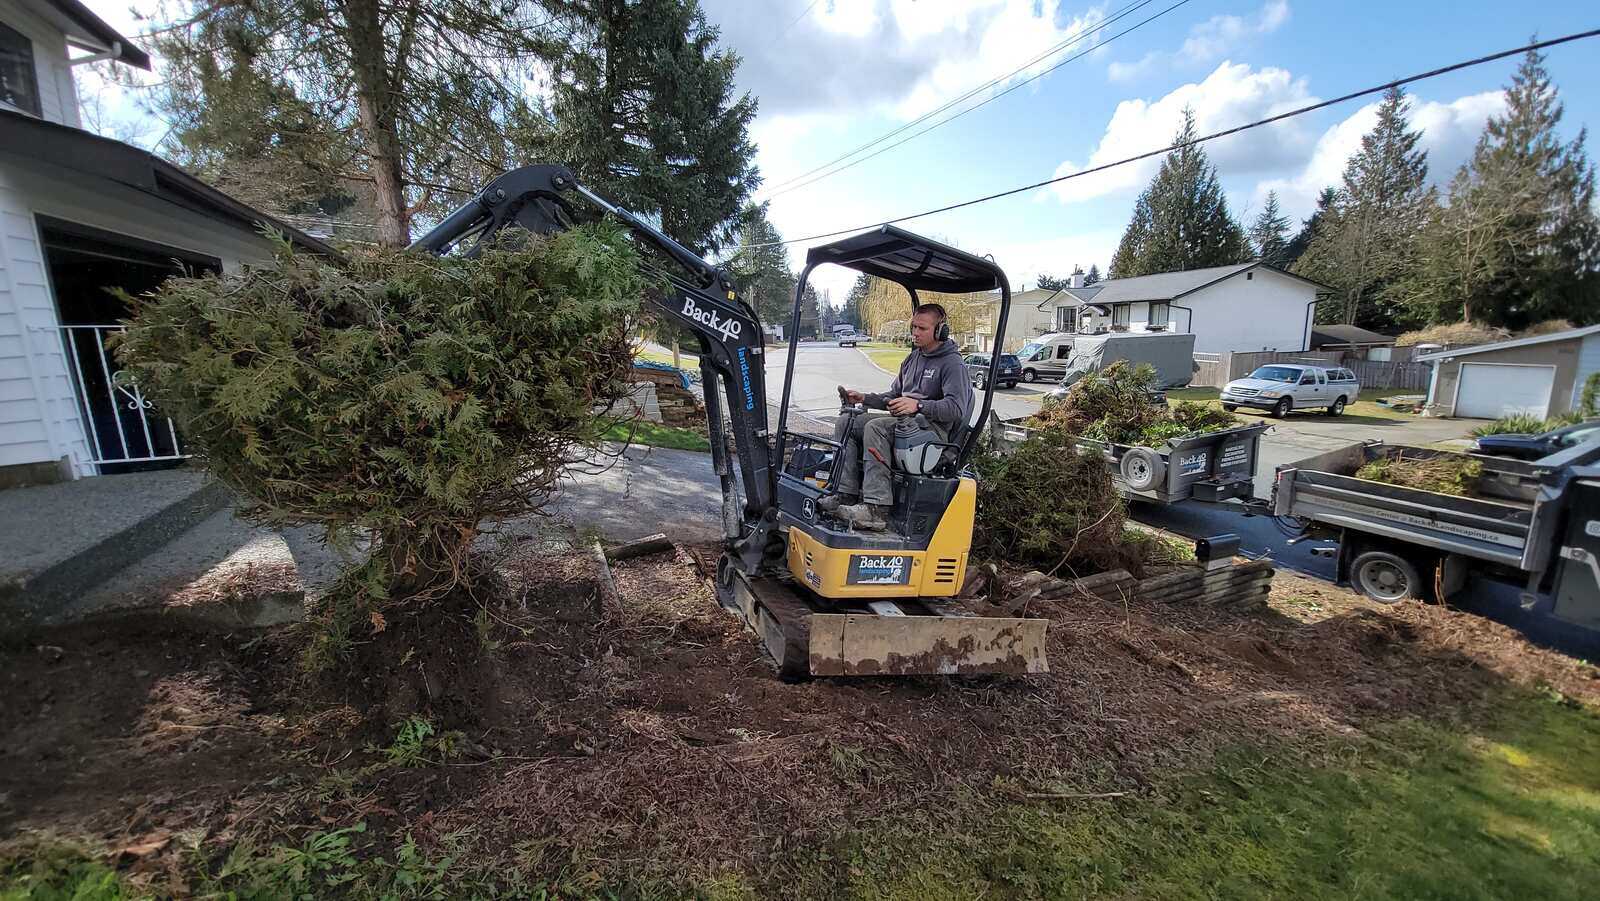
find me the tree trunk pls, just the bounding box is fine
[342,0,410,247]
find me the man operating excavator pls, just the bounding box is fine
[823,303,974,530]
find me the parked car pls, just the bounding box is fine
[1221,364,1360,417]
[964,352,1021,389]
[1472,419,1600,460]
[836,329,860,347]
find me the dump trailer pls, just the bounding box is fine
[1272,438,1600,654]
[990,414,1267,505]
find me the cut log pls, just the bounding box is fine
[590,539,620,608]
[605,532,674,562]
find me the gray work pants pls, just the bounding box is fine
[832,412,947,506]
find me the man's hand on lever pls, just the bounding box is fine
[838,386,865,406]
[886,396,919,417]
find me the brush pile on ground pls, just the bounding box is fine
[1356,451,1485,497]
[974,423,1132,576]
[113,223,645,712]
[1034,361,1238,445]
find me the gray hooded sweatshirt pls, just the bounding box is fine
[865,338,973,432]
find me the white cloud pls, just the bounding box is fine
[1255,90,1504,220]
[1043,62,1318,205]
[701,0,1109,121]
[1107,0,1289,83]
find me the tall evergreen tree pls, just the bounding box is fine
[1249,191,1292,266]
[146,0,552,246]
[839,274,869,329]
[532,0,759,252]
[797,284,822,339]
[1294,87,1435,326]
[1084,264,1102,285]
[726,202,794,326]
[1283,187,1337,267]
[1110,109,1250,278]
[1406,47,1599,327]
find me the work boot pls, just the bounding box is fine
[840,502,892,531]
[817,493,858,514]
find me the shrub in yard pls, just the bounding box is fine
[1396,322,1509,347]
[1581,372,1600,418]
[1470,413,1584,437]
[115,223,643,622]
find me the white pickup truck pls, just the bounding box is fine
[1221,364,1361,418]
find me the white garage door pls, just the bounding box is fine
[1455,363,1554,419]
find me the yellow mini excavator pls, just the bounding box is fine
[414,165,1047,678]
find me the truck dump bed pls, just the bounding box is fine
[1272,443,1542,568]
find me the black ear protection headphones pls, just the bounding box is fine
[935,318,950,342]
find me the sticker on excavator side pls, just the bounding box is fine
[847,554,911,585]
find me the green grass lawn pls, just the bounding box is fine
[786,691,1600,900]
[13,691,1596,899]
[633,346,699,368]
[601,420,709,452]
[861,341,910,372]
[1168,386,1418,423]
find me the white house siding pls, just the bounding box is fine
[1574,333,1600,411]
[1181,268,1312,355]
[0,0,82,127]
[0,168,90,474]
[0,154,281,476]
[4,155,274,272]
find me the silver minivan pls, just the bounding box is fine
[1221,364,1361,417]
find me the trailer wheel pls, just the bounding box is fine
[1350,550,1422,604]
[1120,447,1166,491]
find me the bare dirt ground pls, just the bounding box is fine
[2,546,1596,894]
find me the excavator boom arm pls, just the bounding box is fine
[411,165,775,553]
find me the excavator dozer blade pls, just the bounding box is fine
[722,565,1048,679]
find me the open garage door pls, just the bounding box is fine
[1455,362,1555,419]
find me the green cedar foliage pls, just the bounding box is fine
[114,223,644,603]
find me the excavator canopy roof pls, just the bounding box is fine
[804,224,1005,295]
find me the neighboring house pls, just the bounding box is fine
[1417,325,1600,420]
[1,0,332,486]
[1309,324,1395,352]
[989,263,1332,356]
[973,287,1058,351]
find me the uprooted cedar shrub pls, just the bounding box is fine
[114,223,644,672]
[973,423,1133,577]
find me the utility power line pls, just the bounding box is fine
[740,28,1600,249]
[759,0,1185,198]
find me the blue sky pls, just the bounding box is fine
[697,0,1600,301]
[85,1,1600,304]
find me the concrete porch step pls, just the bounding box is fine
[48,508,345,628]
[1,469,236,629]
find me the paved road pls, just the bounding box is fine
[764,341,1046,431]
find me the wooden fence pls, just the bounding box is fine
[1190,349,1431,391]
